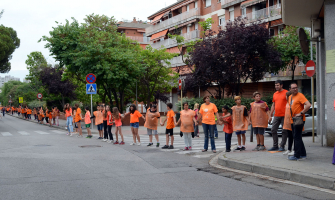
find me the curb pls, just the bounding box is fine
[217,154,335,190]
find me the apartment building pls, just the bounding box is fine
[0,75,20,88]
[117,17,151,49]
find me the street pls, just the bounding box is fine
[0,116,334,200]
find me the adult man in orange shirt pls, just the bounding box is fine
[288,82,311,161]
[268,80,288,151]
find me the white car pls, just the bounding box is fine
[265,104,320,136]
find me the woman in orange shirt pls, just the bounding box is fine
[74,104,83,137]
[93,105,104,139]
[102,105,109,142]
[39,107,45,124]
[64,103,74,136]
[55,107,60,126]
[112,107,125,145]
[125,104,145,146]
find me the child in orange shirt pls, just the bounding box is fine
[144,104,160,147]
[125,104,145,145]
[160,103,176,149]
[74,104,83,137]
[112,107,125,145]
[220,106,233,152]
[39,107,45,124]
[84,107,92,138]
[48,110,53,126]
[93,105,104,139]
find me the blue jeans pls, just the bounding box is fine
[202,123,216,150]
[214,125,218,138]
[66,116,74,133]
[225,133,232,150]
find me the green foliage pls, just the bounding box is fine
[0,25,20,73]
[25,51,48,82]
[0,81,37,106]
[28,100,46,108]
[198,18,214,33]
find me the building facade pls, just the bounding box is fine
[0,75,20,88]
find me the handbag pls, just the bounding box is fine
[290,96,304,126]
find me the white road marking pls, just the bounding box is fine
[18,131,30,135]
[1,132,12,136]
[34,131,49,135]
[51,130,66,134]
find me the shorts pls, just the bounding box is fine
[76,120,81,123]
[236,131,246,135]
[253,127,265,135]
[85,124,91,128]
[130,122,139,128]
[97,124,103,130]
[147,129,158,135]
[165,129,174,136]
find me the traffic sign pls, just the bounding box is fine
[86,84,97,94]
[178,79,182,90]
[37,93,43,99]
[8,100,12,103]
[86,73,96,84]
[305,60,316,77]
[19,97,23,103]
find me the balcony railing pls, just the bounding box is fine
[222,0,237,5]
[150,30,200,49]
[126,36,151,43]
[244,4,281,23]
[146,8,200,36]
[164,55,185,67]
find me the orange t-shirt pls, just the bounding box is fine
[272,89,288,117]
[75,108,82,122]
[166,110,175,129]
[180,109,195,133]
[283,103,292,131]
[21,109,26,113]
[48,113,52,119]
[288,93,308,124]
[130,110,142,123]
[231,105,249,131]
[85,111,91,124]
[199,103,218,125]
[65,108,72,117]
[222,115,233,134]
[93,111,103,125]
[144,109,160,130]
[250,102,269,128]
[27,109,32,114]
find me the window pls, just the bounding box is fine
[277,0,281,7]
[187,5,189,11]
[278,26,284,34]
[195,1,198,9]
[229,11,234,21]
[269,0,274,6]
[187,26,190,33]
[205,0,211,7]
[269,28,275,36]
[195,22,198,30]
[217,0,221,2]
[242,7,246,17]
[219,16,225,26]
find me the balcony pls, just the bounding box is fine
[244,4,281,23]
[221,0,246,9]
[126,36,151,44]
[146,8,201,36]
[150,30,200,49]
[164,55,185,68]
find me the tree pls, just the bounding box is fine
[136,45,178,108]
[40,14,143,111]
[38,67,77,107]
[0,25,20,73]
[0,81,36,106]
[269,26,310,81]
[186,18,282,97]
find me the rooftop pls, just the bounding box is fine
[147,0,187,19]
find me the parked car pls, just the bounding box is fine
[265,104,319,136]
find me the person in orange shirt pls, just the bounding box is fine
[176,102,197,151]
[250,92,270,151]
[160,103,176,149]
[198,96,222,153]
[220,106,233,152]
[84,107,92,138]
[27,107,32,120]
[48,110,53,126]
[17,107,21,117]
[125,104,145,145]
[144,104,160,147]
[21,107,26,119]
[52,106,56,125]
[106,106,114,143]
[11,106,14,115]
[231,96,250,151]
[288,82,311,161]
[74,104,83,137]
[282,91,294,155]
[93,105,104,139]
[54,107,60,126]
[64,103,74,136]
[102,105,109,142]
[33,108,37,120]
[39,107,45,124]
[112,107,125,145]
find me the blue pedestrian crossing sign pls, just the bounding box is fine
[86,84,97,94]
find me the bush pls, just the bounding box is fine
[28,100,46,108]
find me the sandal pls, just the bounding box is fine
[202,149,207,152]
[212,150,217,153]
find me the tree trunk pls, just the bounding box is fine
[111,88,119,110]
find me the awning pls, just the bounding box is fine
[270,19,283,27]
[162,11,170,18]
[169,19,197,31]
[241,0,266,8]
[171,0,195,11]
[137,30,146,33]
[151,13,165,24]
[166,47,181,54]
[150,29,168,41]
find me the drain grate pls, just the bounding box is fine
[79,145,102,148]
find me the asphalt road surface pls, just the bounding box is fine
[0,116,334,200]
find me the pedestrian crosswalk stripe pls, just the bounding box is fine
[51,130,65,134]
[1,132,12,136]
[18,131,30,135]
[34,131,49,135]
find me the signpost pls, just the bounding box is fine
[37,93,43,99]
[86,74,97,129]
[305,60,316,142]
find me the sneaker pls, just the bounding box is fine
[288,156,299,161]
[86,136,90,138]
[259,145,266,151]
[252,145,260,151]
[283,150,291,155]
[268,147,279,151]
[77,135,83,138]
[102,139,107,142]
[188,146,192,150]
[98,137,103,140]
[162,145,169,149]
[299,156,307,160]
[288,151,295,156]
[69,133,73,137]
[113,141,119,144]
[278,147,285,151]
[107,140,113,143]
[130,142,135,145]
[225,149,231,152]
[214,137,218,139]
[156,143,160,147]
[235,147,242,151]
[119,141,125,145]
[147,143,153,147]
[66,133,69,136]
[183,147,189,151]
[168,145,174,149]
[137,143,141,146]
[241,146,246,151]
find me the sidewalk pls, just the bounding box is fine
[217,136,335,190]
[9,114,226,136]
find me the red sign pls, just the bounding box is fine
[8,100,12,103]
[86,73,96,84]
[178,79,182,90]
[37,93,43,99]
[305,60,316,77]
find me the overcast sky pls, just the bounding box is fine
[1,0,176,81]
